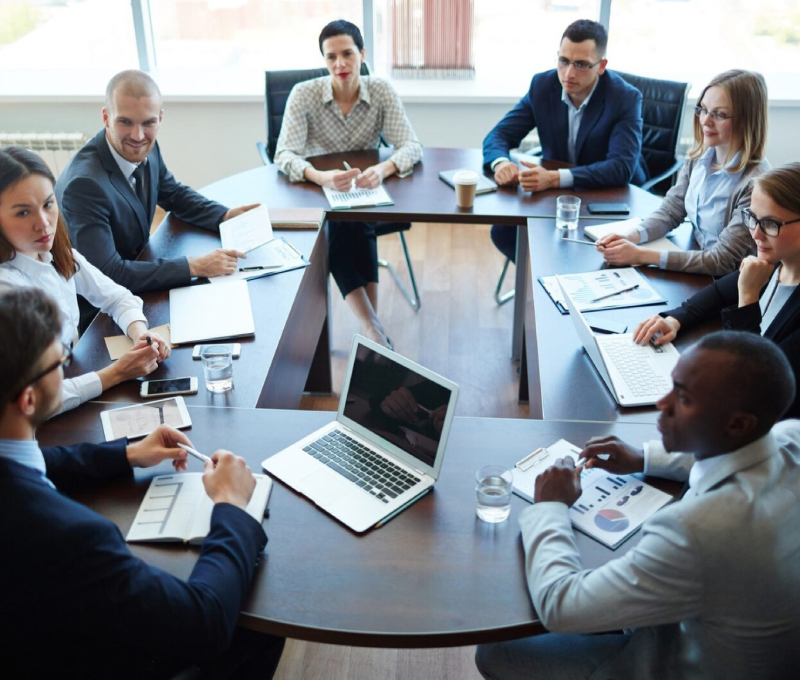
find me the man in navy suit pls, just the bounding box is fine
[56,70,257,297]
[483,20,648,262]
[0,287,284,679]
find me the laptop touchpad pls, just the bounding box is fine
[298,467,352,509]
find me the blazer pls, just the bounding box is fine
[482,69,648,190]
[55,130,228,293]
[664,269,800,419]
[0,440,267,679]
[520,420,800,680]
[639,157,770,275]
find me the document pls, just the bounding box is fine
[323,184,394,210]
[584,218,682,253]
[512,439,673,549]
[104,323,173,360]
[208,238,310,284]
[539,267,665,313]
[126,473,272,545]
[219,204,273,253]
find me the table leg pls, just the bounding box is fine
[511,225,528,361]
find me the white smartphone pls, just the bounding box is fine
[192,343,241,360]
[140,376,198,398]
[100,397,192,441]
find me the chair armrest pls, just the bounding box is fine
[256,141,271,166]
[641,158,685,193]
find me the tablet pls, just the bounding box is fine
[100,397,192,442]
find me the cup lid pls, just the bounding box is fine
[452,170,479,185]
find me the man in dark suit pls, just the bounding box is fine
[483,20,647,262]
[0,287,284,679]
[55,70,257,296]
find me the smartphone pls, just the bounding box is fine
[587,202,630,215]
[192,343,241,360]
[140,376,198,398]
[589,318,628,335]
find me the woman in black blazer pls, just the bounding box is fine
[635,163,800,419]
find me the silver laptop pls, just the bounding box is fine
[557,277,679,406]
[262,335,460,532]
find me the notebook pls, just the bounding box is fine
[584,218,682,253]
[169,281,255,344]
[438,169,498,195]
[558,277,679,407]
[262,335,460,532]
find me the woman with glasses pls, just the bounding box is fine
[0,146,168,414]
[634,163,800,418]
[598,70,770,276]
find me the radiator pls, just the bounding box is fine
[0,132,88,179]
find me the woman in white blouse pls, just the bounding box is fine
[597,69,770,276]
[0,146,169,414]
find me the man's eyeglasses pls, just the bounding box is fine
[693,106,733,123]
[13,343,72,400]
[556,56,603,71]
[741,208,800,237]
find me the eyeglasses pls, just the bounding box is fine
[12,343,72,401]
[741,208,800,237]
[693,106,733,123]
[556,56,603,71]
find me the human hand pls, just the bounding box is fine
[579,436,645,474]
[493,161,520,187]
[596,231,640,248]
[632,314,680,346]
[98,339,160,389]
[221,203,260,222]
[202,450,256,510]
[128,326,171,362]
[519,163,558,192]
[738,255,776,307]
[188,248,246,278]
[600,238,659,267]
[355,165,383,189]
[380,386,421,424]
[126,425,190,471]
[318,169,360,191]
[533,456,582,505]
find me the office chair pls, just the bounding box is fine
[494,71,691,306]
[257,65,421,310]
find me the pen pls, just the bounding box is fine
[559,237,597,246]
[145,335,152,345]
[238,264,281,272]
[177,442,214,465]
[590,284,639,303]
[343,161,353,171]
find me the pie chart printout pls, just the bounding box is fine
[594,508,630,533]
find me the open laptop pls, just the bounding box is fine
[557,277,679,406]
[262,336,460,532]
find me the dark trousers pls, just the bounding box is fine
[490,224,517,263]
[328,220,379,298]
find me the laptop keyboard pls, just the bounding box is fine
[600,336,672,398]
[303,430,421,504]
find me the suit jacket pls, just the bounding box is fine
[55,129,228,293]
[520,420,800,680]
[0,440,267,679]
[664,270,800,419]
[482,69,648,189]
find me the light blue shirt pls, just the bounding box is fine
[760,267,797,333]
[557,80,599,189]
[0,438,55,489]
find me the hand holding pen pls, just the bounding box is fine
[333,161,360,191]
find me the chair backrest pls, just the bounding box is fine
[264,63,370,163]
[616,71,690,190]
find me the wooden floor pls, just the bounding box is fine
[285,222,525,680]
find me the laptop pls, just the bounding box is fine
[557,277,679,406]
[262,335,460,532]
[169,280,255,344]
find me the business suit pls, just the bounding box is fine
[664,270,800,419]
[55,129,228,294]
[0,439,282,679]
[483,69,647,261]
[477,420,800,680]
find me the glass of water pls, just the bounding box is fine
[201,345,234,392]
[475,465,513,523]
[556,195,581,231]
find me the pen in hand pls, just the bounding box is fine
[177,442,214,465]
[590,284,639,303]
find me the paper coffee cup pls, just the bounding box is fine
[453,170,479,208]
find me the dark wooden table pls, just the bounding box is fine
[523,218,719,422]
[40,404,677,647]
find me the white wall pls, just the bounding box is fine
[1,99,798,188]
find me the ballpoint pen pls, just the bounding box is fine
[177,442,214,465]
[238,264,281,272]
[559,237,597,246]
[590,284,639,303]
[343,161,353,171]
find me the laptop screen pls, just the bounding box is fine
[342,343,455,468]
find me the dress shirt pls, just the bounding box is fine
[760,267,797,333]
[274,76,422,182]
[107,140,145,191]
[0,438,54,489]
[557,80,599,189]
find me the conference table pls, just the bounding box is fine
[40,403,678,647]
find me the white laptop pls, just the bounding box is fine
[262,335,459,532]
[169,280,255,344]
[557,277,679,407]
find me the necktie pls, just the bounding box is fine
[132,163,148,209]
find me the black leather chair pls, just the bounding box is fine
[494,71,691,306]
[257,65,420,310]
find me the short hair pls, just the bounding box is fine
[688,69,768,173]
[0,287,63,411]
[695,331,796,430]
[753,162,800,218]
[0,146,77,280]
[105,70,162,112]
[318,19,364,54]
[561,19,608,58]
